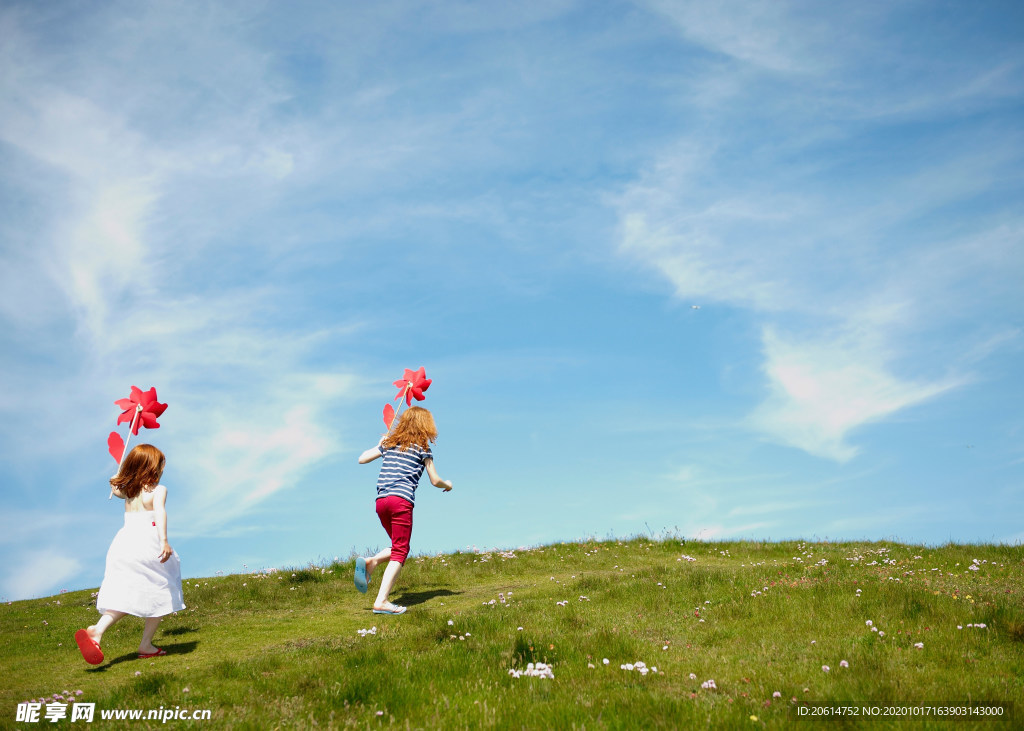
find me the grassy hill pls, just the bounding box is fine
[2,537,1022,729]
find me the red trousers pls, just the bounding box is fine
[375,495,413,564]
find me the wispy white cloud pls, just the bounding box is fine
[0,84,155,335]
[642,0,1024,119]
[174,372,360,533]
[615,148,978,459]
[2,549,81,600]
[0,511,80,546]
[615,4,1023,461]
[642,0,837,74]
[749,327,960,461]
[0,6,368,536]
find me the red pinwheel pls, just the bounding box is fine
[382,367,431,431]
[115,386,168,435]
[107,386,168,465]
[393,367,431,406]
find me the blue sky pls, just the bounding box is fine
[1,0,1022,601]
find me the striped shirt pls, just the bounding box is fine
[375,444,433,505]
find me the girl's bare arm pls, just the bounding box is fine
[152,485,174,563]
[424,459,452,491]
[358,437,385,464]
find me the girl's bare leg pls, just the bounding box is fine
[139,617,162,654]
[365,547,391,578]
[373,560,404,610]
[88,610,127,646]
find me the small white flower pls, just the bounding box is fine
[914,642,923,649]
[839,660,849,668]
[878,631,885,637]
[822,665,830,672]
[603,658,610,665]
[448,620,454,626]
[866,620,873,627]
[773,691,781,698]
[689,673,697,680]
[509,661,554,679]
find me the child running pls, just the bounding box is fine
[355,406,452,615]
[75,444,185,664]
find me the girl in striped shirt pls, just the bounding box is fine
[355,406,452,614]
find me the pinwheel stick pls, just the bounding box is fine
[108,404,143,500]
[387,384,410,432]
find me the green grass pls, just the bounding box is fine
[2,538,1022,729]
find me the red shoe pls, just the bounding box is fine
[138,648,167,659]
[74,630,104,665]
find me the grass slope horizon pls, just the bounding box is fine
[2,537,1022,729]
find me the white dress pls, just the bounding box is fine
[96,509,185,617]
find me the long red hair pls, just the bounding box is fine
[382,406,437,451]
[110,444,166,499]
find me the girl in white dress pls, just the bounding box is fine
[75,444,185,664]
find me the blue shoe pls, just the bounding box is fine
[372,603,407,615]
[354,557,368,594]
